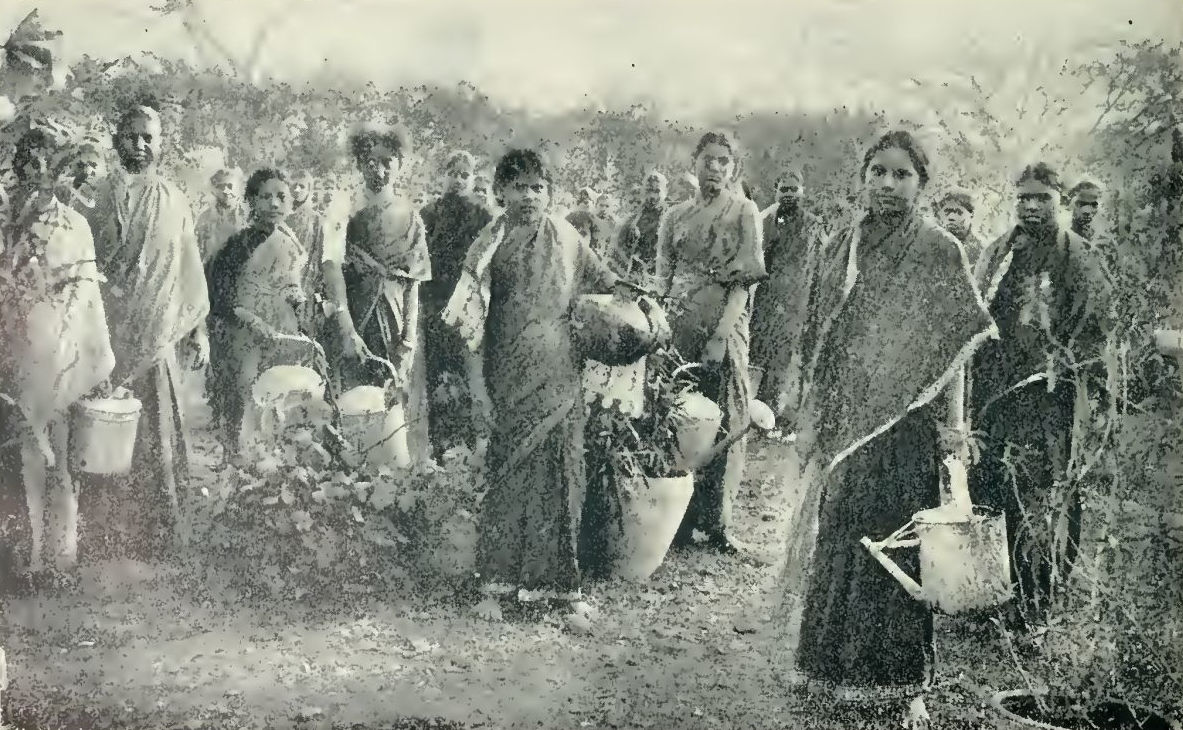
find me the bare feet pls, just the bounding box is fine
[902,696,930,729]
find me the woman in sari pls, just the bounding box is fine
[205,168,309,456]
[0,127,115,583]
[773,131,996,727]
[332,124,432,464]
[443,149,621,617]
[657,131,767,554]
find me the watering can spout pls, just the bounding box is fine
[859,535,928,604]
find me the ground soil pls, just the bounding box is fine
[1,397,1177,729]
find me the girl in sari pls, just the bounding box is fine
[205,168,309,456]
[773,131,996,727]
[0,127,115,583]
[443,149,621,617]
[657,131,767,554]
[333,124,432,464]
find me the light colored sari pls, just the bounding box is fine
[655,190,766,534]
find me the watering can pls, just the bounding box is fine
[676,396,776,472]
[860,455,1012,615]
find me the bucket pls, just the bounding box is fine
[71,396,142,475]
[243,366,327,452]
[608,474,695,581]
[338,386,411,468]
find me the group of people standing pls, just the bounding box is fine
[0,94,1132,728]
[773,133,1118,727]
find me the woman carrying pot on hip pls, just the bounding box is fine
[0,126,115,587]
[771,130,996,727]
[655,130,767,555]
[443,148,630,621]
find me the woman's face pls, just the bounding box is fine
[250,178,292,226]
[499,172,551,226]
[446,163,474,195]
[863,146,921,216]
[694,142,735,197]
[358,141,400,193]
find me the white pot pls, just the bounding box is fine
[608,474,695,581]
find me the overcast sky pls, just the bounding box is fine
[5,0,1182,116]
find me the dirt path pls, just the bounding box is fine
[1,440,1014,729]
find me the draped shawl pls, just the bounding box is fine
[344,193,431,339]
[442,213,601,353]
[0,197,115,434]
[800,211,997,473]
[93,169,209,388]
[970,225,1114,418]
[656,191,768,434]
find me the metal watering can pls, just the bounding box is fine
[860,455,1012,615]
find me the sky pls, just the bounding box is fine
[4,0,1182,117]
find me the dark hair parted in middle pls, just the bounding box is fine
[350,124,412,164]
[245,167,288,199]
[493,148,553,190]
[861,130,931,187]
[693,130,738,160]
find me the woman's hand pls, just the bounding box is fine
[343,327,372,362]
[186,328,210,369]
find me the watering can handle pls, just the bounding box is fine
[860,523,929,605]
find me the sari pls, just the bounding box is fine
[420,191,492,456]
[86,166,209,557]
[748,205,826,417]
[206,223,309,449]
[969,225,1112,620]
[656,191,766,539]
[442,213,617,596]
[772,209,995,702]
[0,195,115,570]
[342,190,432,463]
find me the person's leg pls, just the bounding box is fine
[46,415,78,572]
[673,367,722,545]
[19,432,48,574]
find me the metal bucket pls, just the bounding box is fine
[70,396,143,475]
[338,386,410,468]
[862,505,1012,615]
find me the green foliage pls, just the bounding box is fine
[204,419,482,599]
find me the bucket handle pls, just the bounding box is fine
[860,520,928,604]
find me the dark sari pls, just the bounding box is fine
[969,225,1112,620]
[775,210,995,701]
[341,192,432,461]
[420,192,492,455]
[447,214,617,596]
[749,206,825,415]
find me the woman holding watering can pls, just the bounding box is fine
[772,131,996,727]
